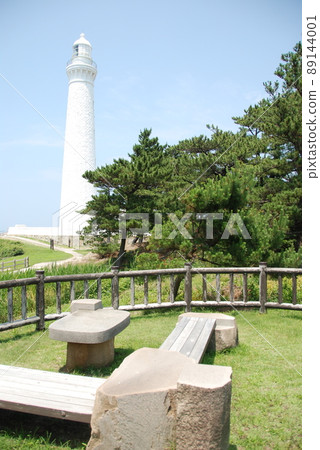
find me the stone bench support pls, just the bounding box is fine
[66,339,115,369]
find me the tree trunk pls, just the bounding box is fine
[117,238,126,266]
[171,274,183,300]
[132,235,144,245]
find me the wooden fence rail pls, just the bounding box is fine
[0,263,302,332]
[0,257,29,272]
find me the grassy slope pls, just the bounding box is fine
[0,308,301,449]
[1,241,72,267]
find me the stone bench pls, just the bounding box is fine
[49,299,130,371]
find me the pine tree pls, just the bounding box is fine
[154,43,302,266]
[81,129,170,262]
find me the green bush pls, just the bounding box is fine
[0,240,24,258]
[133,253,161,270]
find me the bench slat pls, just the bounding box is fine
[160,316,191,351]
[168,318,199,353]
[179,318,209,360]
[0,379,98,403]
[0,364,104,388]
[188,318,216,363]
[0,365,105,423]
[0,394,92,423]
[160,317,216,363]
[0,374,103,395]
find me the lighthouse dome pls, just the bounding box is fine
[72,33,92,60]
[73,33,92,48]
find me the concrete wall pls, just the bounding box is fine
[7,226,59,237]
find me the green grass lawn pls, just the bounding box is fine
[0,308,302,449]
[1,241,72,267]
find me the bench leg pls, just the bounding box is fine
[66,338,115,370]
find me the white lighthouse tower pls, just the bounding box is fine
[59,33,97,244]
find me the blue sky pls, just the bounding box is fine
[0,0,301,232]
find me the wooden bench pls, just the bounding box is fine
[0,364,105,423]
[160,316,216,363]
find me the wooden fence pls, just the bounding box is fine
[0,263,302,332]
[0,257,29,272]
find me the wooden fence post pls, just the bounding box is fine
[36,270,45,330]
[130,277,135,307]
[144,276,148,306]
[7,288,13,322]
[278,275,283,304]
[97,278,102,300]
[21,285,27,320]
[56,282,61,314]
[70,281,75,301]
[259,262,267,313]
[157,275,162,304]
[243,273,248,302]
[111,266,119,309]
[202,273,207,302]
[184,263,192,312]
[292,274,297,305]
[216,274,221,302]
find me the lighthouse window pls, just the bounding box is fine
[74,45,79,56]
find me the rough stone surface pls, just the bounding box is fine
[88,348,193,450]
[179,312,238,351]
[176,364,232,450]
[88,348,232,450]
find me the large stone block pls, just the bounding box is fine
[88,348,192,449]
[179,312,238,351]
[88,348,232,450]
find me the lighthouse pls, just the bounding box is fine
[59,33,97,244]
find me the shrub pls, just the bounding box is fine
[0,240,24,258]
[133,253,161,270]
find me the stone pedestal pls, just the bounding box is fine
[66,338,114,371]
